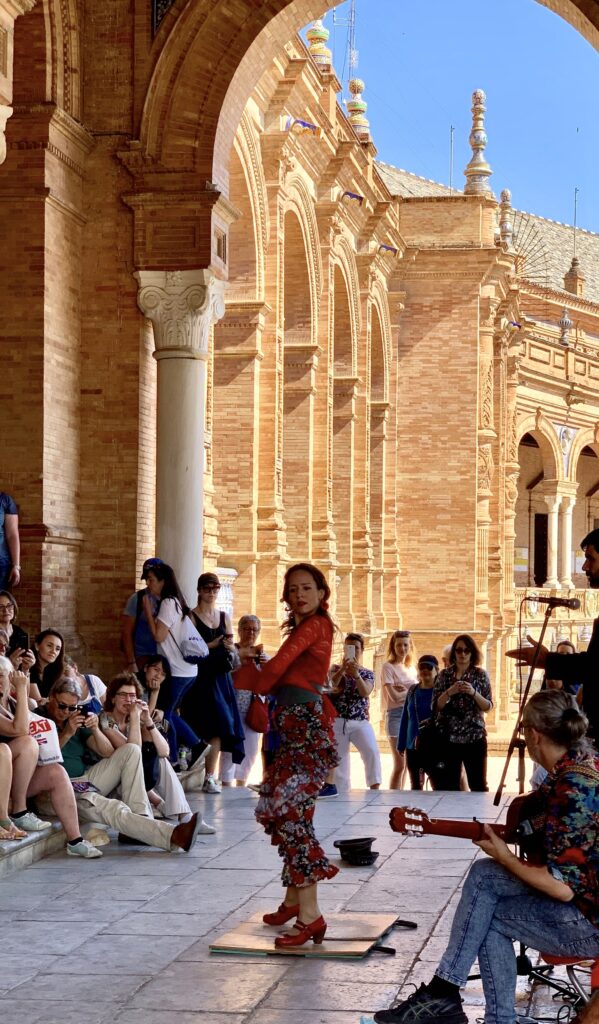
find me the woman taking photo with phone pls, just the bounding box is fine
[234,563,339,949]
[327,632,381,794]
[99,672,214,831]
[432,634,493,792]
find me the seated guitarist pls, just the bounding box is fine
[374,690,599,1024]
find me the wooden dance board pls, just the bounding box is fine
[210,911,403,958]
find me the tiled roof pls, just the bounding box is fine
[376,162,452,198]
[376,162,599,305]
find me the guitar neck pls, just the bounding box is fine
[415,818,507,842]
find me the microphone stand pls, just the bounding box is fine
[493,602,554,806]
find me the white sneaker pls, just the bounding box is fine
[202,776,222,794]
[66,838,103,859]
[11,812,52,832]
[198,819,216,834]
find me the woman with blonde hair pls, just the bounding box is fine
[381,630,417,789]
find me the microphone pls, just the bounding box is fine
[528,596,581,610]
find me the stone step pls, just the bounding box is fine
[0,822,66,878]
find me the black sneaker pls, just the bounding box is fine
[373,983,467,1024]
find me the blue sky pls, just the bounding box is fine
[305,0,599,233]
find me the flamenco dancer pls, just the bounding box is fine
[234,562,339,948]
[374,689,599,1024]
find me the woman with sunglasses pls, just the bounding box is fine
[99,672,214,831]
[431,634,493,791]
[381,630,417,789]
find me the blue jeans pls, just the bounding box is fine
[0,559,12,590]
[437,858,599,1024]
[164,674,200,762]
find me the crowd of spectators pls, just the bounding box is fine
[0,511,584,857]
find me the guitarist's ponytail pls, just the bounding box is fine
[523,690,591,753]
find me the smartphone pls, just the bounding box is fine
[344,644,356,661]
[17,632,29,652]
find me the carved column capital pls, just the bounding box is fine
[2,0,36,16]
[135,270,225,361]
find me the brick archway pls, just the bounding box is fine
[140,0,599,195]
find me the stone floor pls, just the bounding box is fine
[1,781,583,1024]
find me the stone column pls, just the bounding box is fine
[559,494,576,590]
[475,296,499,626]
[135,269,225,604]
[332,375,359,624]
[369,400,390,625]
[543,493,562,589]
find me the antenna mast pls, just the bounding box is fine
[333,0,358,86]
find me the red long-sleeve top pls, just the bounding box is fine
[234,614,333,700]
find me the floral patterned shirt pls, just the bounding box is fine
[432,666,492,743]
[540,749,599,927]
[329,666,374,721]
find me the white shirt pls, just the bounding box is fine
[156,597,195,678]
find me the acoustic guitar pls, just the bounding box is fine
[389,792,545,861]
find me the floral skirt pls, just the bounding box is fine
[256,698,340,888]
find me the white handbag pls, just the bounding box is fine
[29,712,64,765]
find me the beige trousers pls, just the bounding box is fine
[75,791,176,850]
[85,744,152,816]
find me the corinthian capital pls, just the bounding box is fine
[135,270,225,360]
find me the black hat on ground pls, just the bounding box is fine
[333,836,379,866]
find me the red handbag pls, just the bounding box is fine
[245,694,269,733]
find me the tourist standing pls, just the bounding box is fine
[381,630,417,789]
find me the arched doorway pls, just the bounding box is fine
[513,429,561,588]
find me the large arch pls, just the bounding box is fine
[138,0,599,194]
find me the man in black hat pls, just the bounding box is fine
[507,528,599,740]
[120,558,164,673]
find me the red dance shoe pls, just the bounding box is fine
[262,902,300,926]
[274,916,327,948]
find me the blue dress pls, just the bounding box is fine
[181,610,245,764]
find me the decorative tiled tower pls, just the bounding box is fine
[346,77,370,141]
[499,189,514,249]
[306,20,332,71]
[464,89,494,196]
